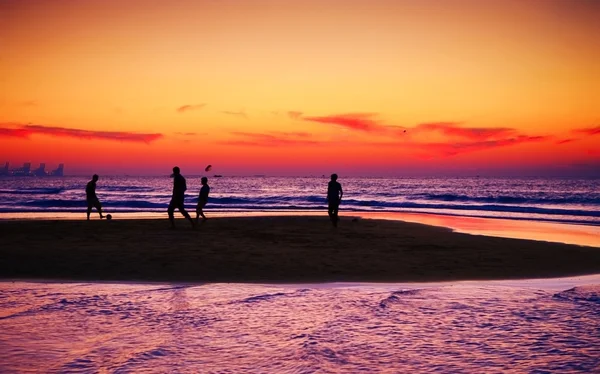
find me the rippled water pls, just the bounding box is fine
[1,279,599,372]
[0,176,599,225]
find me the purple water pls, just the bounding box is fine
[1,278,599,372]
[0,176,598,225]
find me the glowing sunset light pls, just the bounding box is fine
[1,0,598,176]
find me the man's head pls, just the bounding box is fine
[331,173,338,181]
[201,177,208,185]
[172,166,180,175]
[92,174,99,182]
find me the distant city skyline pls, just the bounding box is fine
[1,0,599,177]
[1,162,64,177]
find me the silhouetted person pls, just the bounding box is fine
[168,166,195,229]
[327,173,343,227]
[86,174,104,220]
[196,176,210,222]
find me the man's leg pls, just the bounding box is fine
[328,202,336,225]
[178,202,195,227]
[87,203,92,220]
[332,203,339,226]
[196,201,207,223]
[168,200,176,228]
[95,200,104,219]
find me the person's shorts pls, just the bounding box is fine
[168,198,185,211]
[87,198,101,209]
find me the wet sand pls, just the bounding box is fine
[1,216,599,283]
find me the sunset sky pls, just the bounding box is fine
[1,0,599,176]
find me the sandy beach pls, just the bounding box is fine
[1,216,599,283]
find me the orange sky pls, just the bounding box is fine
[1,0,599,176]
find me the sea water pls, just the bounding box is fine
[1,278,599,372]
[0,176,598,225]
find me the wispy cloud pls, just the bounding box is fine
[177,104,206,113]
[0,123,163,143]
[413,122,516,140]
[572,125,600,136]
[556,138,577,145]
[301,113,521,142]
[0,128,31,137]
[371,135,548,157]
[221,110,247,119]
[287,111,303,120]
[173,132,200,136]
[419,135,548,156]
[222,131,321,147]
[271,131,312,138]
[302,113,379,131]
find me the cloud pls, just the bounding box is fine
[555,138,577,145]
[572,125,600,136]
[177,104,206,113]
[371,135,548,157]
[301,114,516,141]
[221,110,247,119]
[413,122,516,140]
[222,131,322,147]
[174,132,199,136]
[412,135,549,156]
[0,123,163,143]
[0,128,31,137]
[272,131,312,138]
[302,113,380,131]
[287,111,303,120]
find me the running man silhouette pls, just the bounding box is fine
[196,176,210,223]
[327,173,343,227]
[168,166,195,229]
[86,174,104,220]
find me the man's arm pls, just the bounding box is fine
[339,184,343,201]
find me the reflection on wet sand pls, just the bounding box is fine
[358,212,600,247]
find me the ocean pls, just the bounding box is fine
[2,178,599,372]
[0,176,599,225]
[1,278,599,372]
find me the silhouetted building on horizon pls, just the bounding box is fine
[2,162,65,177]
[51,163,64,176]
[11,162,31,176]
[32,163,46,177]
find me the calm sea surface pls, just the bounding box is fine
[0,176,598,225]
[1,279,599,373]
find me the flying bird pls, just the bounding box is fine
[205,164,212,172]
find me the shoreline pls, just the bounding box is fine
[3,273,600,290]
[1,216,600,283]
[1,210,598,247]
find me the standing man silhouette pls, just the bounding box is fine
[168,166,195,229]
[196,176,210,223]
[327,173,343,227]
[86,174,104,220]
